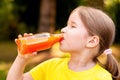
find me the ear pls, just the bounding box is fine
[86,35,99,48]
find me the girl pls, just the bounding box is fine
[7,6,120,80]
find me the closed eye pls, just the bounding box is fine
[71,26,76,28]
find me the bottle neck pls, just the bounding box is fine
[52,34,63,43]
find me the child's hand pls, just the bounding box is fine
[15,33,37,60]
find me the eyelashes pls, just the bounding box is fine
[71,26,76,28]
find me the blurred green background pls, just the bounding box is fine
[0,0,120,79]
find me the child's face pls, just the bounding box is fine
[60,11,91,53]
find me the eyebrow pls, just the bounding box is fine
[71,21,76,25]
[67,21,76,25]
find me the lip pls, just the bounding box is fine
[59,35,64,42]
[60,37,64,42]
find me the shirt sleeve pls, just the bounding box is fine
[101,75,112,80]
[30,61,46,80]
[96,73,112,80]
[29,58,58,80]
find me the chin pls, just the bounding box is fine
[59,47,69,52]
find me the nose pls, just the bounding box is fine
[61,27,67,33]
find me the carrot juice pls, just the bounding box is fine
[15,33,63,54]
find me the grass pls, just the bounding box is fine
[0,62,12,80]
[0,70,6,80]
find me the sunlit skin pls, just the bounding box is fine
[60,10,100,71]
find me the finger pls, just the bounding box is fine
[24,33,28,37]
[33,52,37,55]
[15,38,18,42]
[18,34,22,38]
[29,33,33,36]
[24,33,33,37]
[24,52,37,58]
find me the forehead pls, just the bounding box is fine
[67,11,85,27]
[69,11,79,19]
[67,11,80,24]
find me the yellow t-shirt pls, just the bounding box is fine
[30,58,112,80]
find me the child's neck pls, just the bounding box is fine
[68,52,96,72]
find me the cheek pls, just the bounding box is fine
[60,34,81,51]
[60,30,89,52]
[59,35,75,52]
[66,32,88,49]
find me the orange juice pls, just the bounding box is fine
[15,33,63,54]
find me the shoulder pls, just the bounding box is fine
[35,57,69,68]
[30,58,69,80]
[94,64,112,80]
[30,58,68,73]
[43,57,69,65]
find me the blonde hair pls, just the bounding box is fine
[74,6,120,80]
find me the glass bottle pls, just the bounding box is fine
[15,33,63,54]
